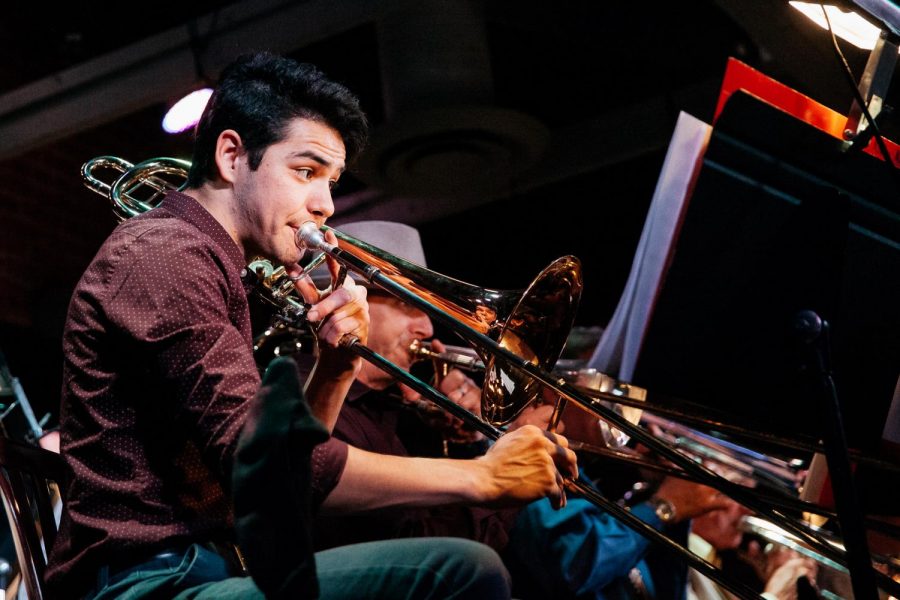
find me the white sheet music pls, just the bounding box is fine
[587,112,711,380]
[883,376,900,458]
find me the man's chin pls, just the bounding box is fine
[273,246,302,267]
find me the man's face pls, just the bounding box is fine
[231,117,346,265]
[358,293,434,389]
[692,498,752,550]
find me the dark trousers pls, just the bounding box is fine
[86,538,511,599]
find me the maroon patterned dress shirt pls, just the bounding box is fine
[46,191,347,597]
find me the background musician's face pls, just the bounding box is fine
[358,292,433,390]
[230,117,345,265]
[692,497,752,550]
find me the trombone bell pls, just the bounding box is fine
[482,256,583,425]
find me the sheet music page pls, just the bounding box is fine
[882,376,900,459]
[587,112,711,380]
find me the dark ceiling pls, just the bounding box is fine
[0,0,896,421]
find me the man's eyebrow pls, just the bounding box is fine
[289,150,345,172]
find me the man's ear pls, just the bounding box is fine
[214,129,244,184]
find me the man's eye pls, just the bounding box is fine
[329,180,340,191]
[295,168,314,180]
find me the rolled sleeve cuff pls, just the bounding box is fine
[312,437,349,507]
[632,501,665,529]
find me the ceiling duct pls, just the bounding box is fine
[358,0,549,201]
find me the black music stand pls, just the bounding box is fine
[633,91,900,457]
[632,89,900,599]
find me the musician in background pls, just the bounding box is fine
[48,52,575,600]
[506,473,729,599]
[299,220,563,553]
[508,436,816,599]
[688,495,818,600]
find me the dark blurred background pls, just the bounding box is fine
[0,0,895,426]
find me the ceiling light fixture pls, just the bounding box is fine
[162,87,213,134]
[789,1,884,49]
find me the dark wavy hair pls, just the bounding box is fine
[186,52,368,187]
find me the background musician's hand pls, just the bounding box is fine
[434,366,482,415]
[476,425,577,510]
[763,555,818,600]
[507,403,564,434]
[413,338,483,442]
[652,476,733,522]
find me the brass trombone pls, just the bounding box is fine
[82,156,190,221]
[81,156,900,600]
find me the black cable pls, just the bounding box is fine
[819,3,899,173]
[186,10,221,86]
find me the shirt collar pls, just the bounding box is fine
[346,379,377,403]
[688,532,720,566]
[161,190,247,276]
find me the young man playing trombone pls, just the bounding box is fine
[49,52,576,599]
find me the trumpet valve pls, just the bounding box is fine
[408,339,432,360]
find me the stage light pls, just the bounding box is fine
[790,2,884,49]
[162,88,213,134]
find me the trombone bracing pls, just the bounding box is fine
[81,155,900,600]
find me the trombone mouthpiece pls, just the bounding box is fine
[296,221,330,252]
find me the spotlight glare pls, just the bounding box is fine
[162,88,213,134]
[790,2,884,50]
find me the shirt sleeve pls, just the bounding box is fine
[508,497,662,596]
[102,226,260,479]
[292,353,350,505]
[310,437,349,506]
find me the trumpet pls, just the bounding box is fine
[741,515,848,574]
[406,339,485,432]
[82,155,900,600]
[408,339,485,374]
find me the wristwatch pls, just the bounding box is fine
[649,497,677,524]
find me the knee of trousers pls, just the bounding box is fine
[420,538,511,599]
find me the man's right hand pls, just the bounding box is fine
[475,425,577,510]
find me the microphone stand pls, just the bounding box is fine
[0,348,46,445]
[794,310,879,600]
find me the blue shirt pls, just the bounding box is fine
[506,496,690,599]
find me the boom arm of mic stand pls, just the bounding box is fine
[795,310,880,600]
[0,348,45,444]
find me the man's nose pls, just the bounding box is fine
[411,312,433,339]
[306,181,335,220]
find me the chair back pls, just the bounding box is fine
[0,437,67,600]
